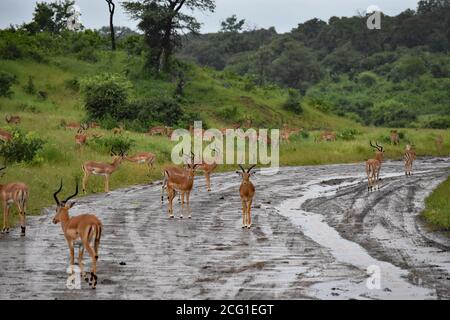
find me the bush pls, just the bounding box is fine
[283,89,303,114]
[423,116,450,129]
[64,77,80,92]
[372,100,417,127]
[76,47,99,63]
[82,73,131,120]
[0,129,46,164]
[218,106,239,121]
[89,135,135,155]
[337,128,361,141]
[124,97,184,127]
[24,76,36,95]
[0,71,16,97]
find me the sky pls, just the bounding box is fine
[0,0,419,33]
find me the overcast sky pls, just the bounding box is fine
[0,0,419,33]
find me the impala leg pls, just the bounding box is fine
[167,187,175,219]
[241,200,247,228]
[205,173,211,192]
[247,199,253,229]
[68,239,75,270]
[105,175,110,193]
[78,245,86,281]
[2,203,8,233]
[84,240,98,289]
[180,192,185,219]
[16,202,26,236]
[82,172,90,194]
[186,192,192,219]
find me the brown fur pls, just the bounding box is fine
[0,182,28,235]
[82,156,124,194]
[237,165,256,229]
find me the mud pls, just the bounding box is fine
[0,158,449,300]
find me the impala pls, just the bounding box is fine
[53,179,102,289]
[125,152,156,174]
[75,128,87,148]
[237,165,256,229]
[148,126,167,136]
[5,115,21,124]
[62,120,82,130]
[0,166,28,236]
[366,141,385,192]
[404,144,416,176]
[316,131,337,143]
[162,153,198,219]
[390,130,400,145]
[196,152,219,192]
[0,129,12,142]
[82,151,124,194]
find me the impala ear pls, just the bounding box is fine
[67,201,76,209]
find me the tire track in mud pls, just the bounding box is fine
[0,159,449,299]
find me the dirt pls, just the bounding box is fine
[0,158,449,300]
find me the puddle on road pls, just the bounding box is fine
[276,177,435,300]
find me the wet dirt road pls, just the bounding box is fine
[1,158,449,300]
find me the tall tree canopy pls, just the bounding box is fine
[123,0,215,73]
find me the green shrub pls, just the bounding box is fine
[0,71,16,97]
[82,73,131,120]
[124,97,184,127]
[423,116,450,129]
[357,71,377,86]
[218,106,239,121]
[283,89,303,114]
[0,129,46,164]
[64,77,80,92]
[24,76,36,95]
[89,135,135,155]
[76,47,99,63]
[337,128,361,141]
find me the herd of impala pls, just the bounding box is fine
[0,115,446,289]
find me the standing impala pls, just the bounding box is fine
[53,179,102,289]
[162,153,198,219]
[366,141,385,192]
[237,165,256,229]
[125,152,156,174]
[75,128,87,149]
[404,144,417,176]
[0,166,29,236]
[82,151,124,194]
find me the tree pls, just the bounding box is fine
[417,0,450,14]
[106,0,116,50]
[26,0,76,33]
[220,15,245,33]
[123,0,215,73]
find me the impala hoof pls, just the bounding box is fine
[188,216,192,219]
[180,216,183,219]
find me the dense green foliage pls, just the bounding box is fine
[0,129,46,164]
[423,176,450,230]
[179,1,450,127]
[0,70,16,97]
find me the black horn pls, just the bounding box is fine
[238,164,245,173]
[63,179,79,204]
[53,179,63,205]
[247,165,256,173]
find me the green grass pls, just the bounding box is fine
[423,177,450,231]
[0,52,449,229]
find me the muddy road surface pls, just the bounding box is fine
[1,158,449,300]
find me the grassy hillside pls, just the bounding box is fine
[0,52,449,228]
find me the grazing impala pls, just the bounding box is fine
[237,165,256,229]
[53,179,102,289]
[125,152,156,174]
[75,128,87,148]
[316,131,337,143]
[82,152,124,194]
[0,166,28,236]
[5,115,21,124]
[366,141,385,192]
[148,126,167,136]
[162,153,198,219]
[390,130,400,145]
[404,144,417,176]
[0,129,12,142]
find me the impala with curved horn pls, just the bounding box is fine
[0,166,29,236]
[82,150,125,194]
[162,152,198,219]
[237,164,256,229]
[366,141,385,192]
[53,179,102,289]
